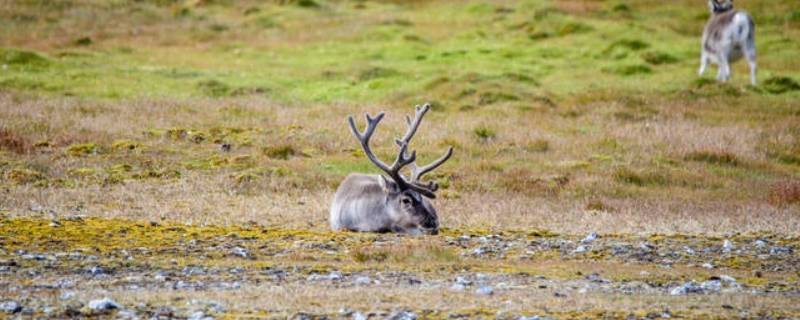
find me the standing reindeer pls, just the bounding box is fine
[330,103,453,235]
[699,0,757,85]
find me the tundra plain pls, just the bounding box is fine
[1,0,799,318]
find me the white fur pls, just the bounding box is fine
[699,5,757,85]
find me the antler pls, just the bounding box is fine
[348,112,425,196]
[408,146,454,192]
[348,103,453,199]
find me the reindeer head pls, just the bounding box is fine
[708,0,734,14]
[348,103,453,234]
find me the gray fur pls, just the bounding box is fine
[330,173,438,235]
[699,0,757,85]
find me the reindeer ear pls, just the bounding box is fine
[378,175,400,193]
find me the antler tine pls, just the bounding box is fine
[411,146,454,182]
[349,112,418,189]
[347,112,393,174]
[395,103,430,147]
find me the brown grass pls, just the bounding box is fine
[769,180,800,207]
[1,92,799,235]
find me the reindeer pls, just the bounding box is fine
[330,103,453,235]
[699,0,757,85]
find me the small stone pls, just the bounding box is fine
[231,247,249,258]
[49,220,61,227]
[770,246,792,255]
[354,276,371,285]
[700,279,721,292]
[670,281,703,296]
[0,301,22,314]
[701,263,714,269]
[188,311,210,320]
[719,275,737,284]
[754,240,767,248]
[117,309,138,319]
[683,246,695,255]
[722,240,734,253]
[60,291,76,300]
[87,298,121,311]
[455,276,472,286]
[327,271,343,281]
[573,245,587,253]
[389,310,418,320]
[89,266,106,275]
[450,283,466,291]
[352,311,367,320]
[475,286,494,296]
[581,232,598,244]
[220,143,232,152]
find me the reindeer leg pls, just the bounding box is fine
[698,52,709,77]
[746,43,757,86]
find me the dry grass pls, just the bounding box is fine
[1,92,798,235]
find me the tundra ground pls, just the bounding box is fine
[1,0,799,318]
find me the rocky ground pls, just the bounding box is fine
[1,217,799,319]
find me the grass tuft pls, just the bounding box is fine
[0,47,50,68]
[763,76,800,94]
[264,144,296,160]
[473,126,496,141]
[684,150,740,166]
[769,181,800,206]
[642,51,680,65]
[66,143,103,157]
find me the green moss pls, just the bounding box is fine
[66,143,103,156]
[473,126,496,141]
[264,144,296,160]
[763,76,800,94]
[642,51,680,65]
[0,48,50,68]
[111,139,141,151]
[5,168,45,185]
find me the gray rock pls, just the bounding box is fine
[770,246,793,255]
[189,311,213,320]
[0,301,22,314]
[683,246,695,255]
[519,316,553,320]
[183,266,206,276]
[699,280,721,292]
[89,266,106,275]
[354,276,371,285]
[719,275,737,284]
[352,311,367,320]
[60,291,76,300]
[450,283,466,291]
[117,309,138,319]
[701,263,714,269]
[455,276,472,286]
[573,245,587,253]
[232,247,249,258]
[754,240,767,248]
[670,281,703,295]
[389,311,418,320]
[581,232,598,244]
[87,298,121,311]
[475,286,494,296]
[722,240,734,253]
[308,271,343,281]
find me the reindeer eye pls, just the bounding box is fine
[401,197,412,205]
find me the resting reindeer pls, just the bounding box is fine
[699,0,756,85]
[330,103,453,235]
